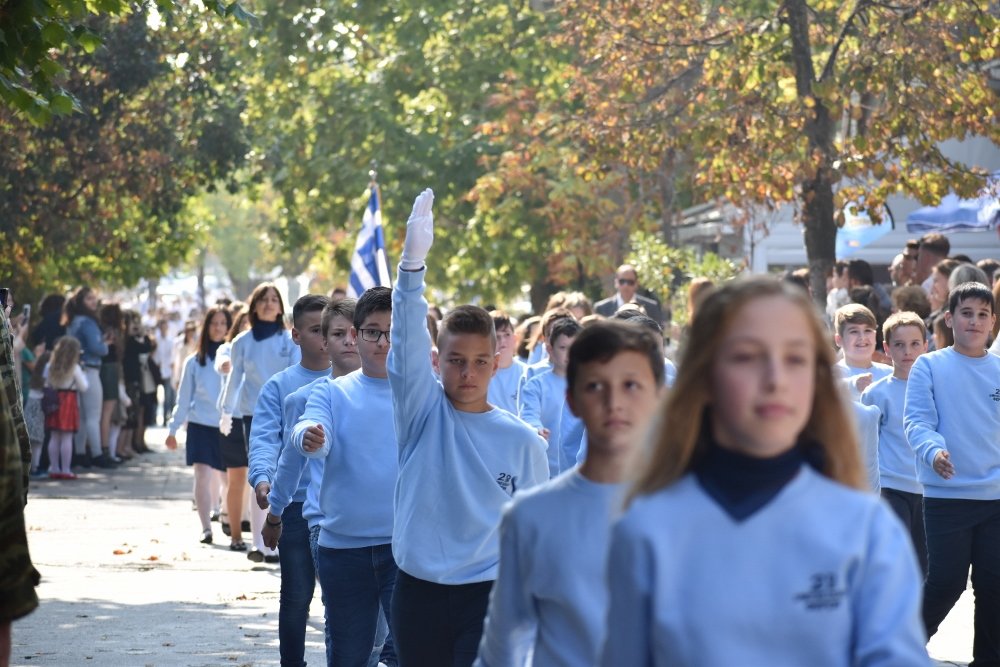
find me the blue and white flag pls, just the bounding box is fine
[347,185,391,298]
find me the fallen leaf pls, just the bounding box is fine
[146,555,158,561]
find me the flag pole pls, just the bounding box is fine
[369,162,392,289]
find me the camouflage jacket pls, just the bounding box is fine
[0,307,39,621]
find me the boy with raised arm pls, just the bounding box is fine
[905,282,1000,664]
[475,320,666,667]
[389,189,548,667]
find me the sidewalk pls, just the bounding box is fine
[9,426,976,666]
[12,426,325,666]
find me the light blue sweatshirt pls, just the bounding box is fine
[861,376,922,495]
[475,469,623,667]
[167,353,223,434]
[602,466,928,667]
[836,359,893,400]
[248,362,330,492]
[519,370,583,477]
[219,328,300,417]
[854,402,881,493]
[488,358,526,415]
[517,358,550,404]
[904,347,1000,499]
[268,376,329,528]
[214,341,243,419]
[291,370,398,548]
[389,267,549,584]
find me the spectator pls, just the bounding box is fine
[916,233,950,291]
[594,264,665,326]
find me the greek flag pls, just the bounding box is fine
[347,185,391,298]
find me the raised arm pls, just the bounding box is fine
[388,189,440,448]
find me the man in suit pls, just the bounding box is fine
[594,264,665,326]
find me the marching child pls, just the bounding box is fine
[602,276,927,665]
[246,294,333,663]
[45,337,88,480]
[476,320,666,666]
[860,311,928,573]
[905,281,1000,663]
[389,189,548,667]
[289,287,399,666]
[833,303,893,398]
[165,306,232,544]
[519,318,585,477]
[486,311,526,415]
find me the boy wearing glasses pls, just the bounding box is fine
[290,287,400,666]
[594,264,665,326]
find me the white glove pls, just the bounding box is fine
[399,188,435,271]
[219,412,233,437]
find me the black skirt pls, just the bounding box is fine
[185,422,225,471]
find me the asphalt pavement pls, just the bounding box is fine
[9,426,975,666]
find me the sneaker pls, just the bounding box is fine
[247,548,264,563]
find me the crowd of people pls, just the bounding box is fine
[3,194,1000,666]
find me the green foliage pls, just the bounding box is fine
[627,230,742,326]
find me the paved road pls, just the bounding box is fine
[9,426,976,666]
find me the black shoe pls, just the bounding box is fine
[92,454,115,469]
[210,510,220,522]
[221,522,231,537]
[200,530,213,544]
[74,453,92,469]
[247,548,264,563]
[264,555,279,564]
[241,520,250,533]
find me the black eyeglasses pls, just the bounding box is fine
[358,328,390,343]
[617,278,636,286]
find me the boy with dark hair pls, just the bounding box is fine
[245,294,332,663]
[389,189,548,667]
[475,320,666,666]
[861,311,928,573]
[286,286,398,666]
[834,303,892,397]
[905,282,1000,663]
[519,318,585,476]
[486,310,525,414]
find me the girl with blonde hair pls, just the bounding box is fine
[45,336,89,479]
[602,276,927,666]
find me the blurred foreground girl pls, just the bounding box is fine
[602,276,928,666]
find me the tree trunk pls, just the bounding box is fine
[802,171,837,308]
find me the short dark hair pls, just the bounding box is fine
[549,318,583,345]
[847,259,874,286]
[891,285,931,319]
[490,309,514,333]
[920,232,950,257]
[617,313,662,335]
[948,282,994,314]
[322,298,356,337]
[439,305,496,349]
[567,320,665,391]
[354,287,392,330]
[292,294,330,328]
[976,258,1000,283]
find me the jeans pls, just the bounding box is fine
[317,543,398,667]
[923,497,1000,666]
[279,502,315,667]
[390,570,493,667]
[881,487,928,576]
[160,382,176,425]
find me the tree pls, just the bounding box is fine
[0,7,249,294]
[561,0,1000,301]
[0,0,253,123]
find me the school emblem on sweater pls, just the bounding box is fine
[991,388,1000,402]
[794,573,845,610]
[495,472,517,495]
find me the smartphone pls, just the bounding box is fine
[21,304,31,324]
[0,288,9,308]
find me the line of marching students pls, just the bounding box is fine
[166,188,1000,666]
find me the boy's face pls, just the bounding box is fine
[836,323,876,366]
[352,310,391,378]
[546,333,575,375]
[292,310,327,362]
[326,314,359,376]
[946,297,995,354]
[884,325,927,376]
[438,331,498,412]
[568,350,663,457]
[495,325,515,365]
